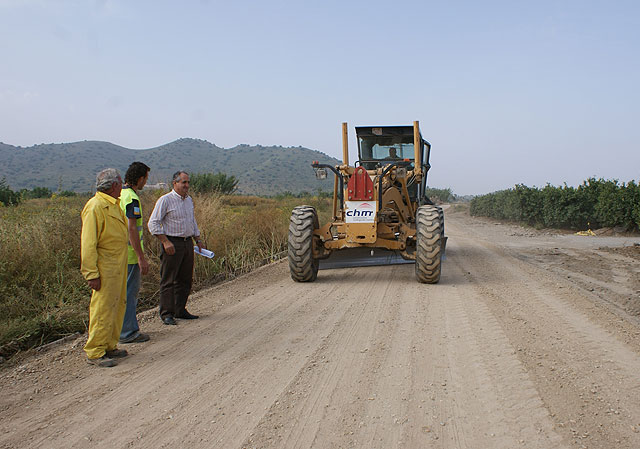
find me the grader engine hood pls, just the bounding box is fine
[346,166,374,201]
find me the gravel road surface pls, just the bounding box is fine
[2,207,640,449]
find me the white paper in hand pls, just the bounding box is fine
[194,247,215,258]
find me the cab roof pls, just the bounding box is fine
[355,126,420,139]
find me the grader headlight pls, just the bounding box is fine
[314,167,327,180]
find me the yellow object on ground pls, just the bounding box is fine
[576,229,596,236]
[80,192,128,359]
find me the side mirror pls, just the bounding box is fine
[315,168,327,180]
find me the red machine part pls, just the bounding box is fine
[347,166,374,201]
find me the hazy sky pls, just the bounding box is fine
[1,0,638,195]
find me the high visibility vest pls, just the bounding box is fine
[119,187,144,265]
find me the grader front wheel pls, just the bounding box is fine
[415,205,443,284]
[288,206,319,282]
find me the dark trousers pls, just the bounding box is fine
[159,237,194,319]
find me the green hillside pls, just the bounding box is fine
[0,139,341,195]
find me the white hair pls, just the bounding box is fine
[96,168,121,192]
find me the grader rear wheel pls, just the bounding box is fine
[415,205,443,284]
[288,206,319,282]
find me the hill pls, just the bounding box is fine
[0,139,340,195]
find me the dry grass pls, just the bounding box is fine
[0,192,331,358]
[0,197,89,356]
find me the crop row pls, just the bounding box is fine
[470,178,640,231]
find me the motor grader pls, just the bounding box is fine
[288,121,446,283]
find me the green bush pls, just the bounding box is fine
[593,180,639,229]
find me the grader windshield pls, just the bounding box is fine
[356,126,426,169]
[359,137,414,160]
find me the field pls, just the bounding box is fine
[0,192,332,358]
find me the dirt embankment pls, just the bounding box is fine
[1,207,640,448]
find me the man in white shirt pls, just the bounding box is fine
[148,171,206,325]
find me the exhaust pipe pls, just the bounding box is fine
[342,122,349,166]
[413,120,421,176]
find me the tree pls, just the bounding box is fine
[425,187,453,203]
[0,178,21,206]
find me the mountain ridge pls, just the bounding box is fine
[0,138,340,195]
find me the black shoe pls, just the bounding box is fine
[175,311,199,320]
[120,332,150,344]
[162,316,177,325]
[105,348,128,358]
[87,355,117,368]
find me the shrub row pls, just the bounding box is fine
[470,178,640,231]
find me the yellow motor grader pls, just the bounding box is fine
[288,121,446,283]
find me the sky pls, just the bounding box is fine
[1,0,639,195]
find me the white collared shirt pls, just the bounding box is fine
[148,189,200,238]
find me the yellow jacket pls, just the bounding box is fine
[81,192,128,281]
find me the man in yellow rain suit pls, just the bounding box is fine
[81,168,129,367]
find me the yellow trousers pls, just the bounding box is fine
[83,267,127,359]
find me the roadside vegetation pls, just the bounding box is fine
[424,187,454,203]
[470,178,640,231]
[0,191,331,359]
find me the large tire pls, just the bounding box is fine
[288,205,319,282]
[415,205,443,284]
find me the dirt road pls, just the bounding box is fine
[2,207,640,449]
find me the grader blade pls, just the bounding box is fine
[319,247,413,270]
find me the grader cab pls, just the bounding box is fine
[288,121,446,283]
